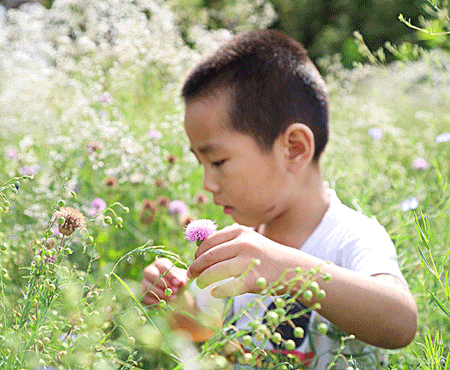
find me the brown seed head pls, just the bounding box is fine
[105,176,118,187]
[54,207,85,236]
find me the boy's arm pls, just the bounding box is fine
[187,225,418,349]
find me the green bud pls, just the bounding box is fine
[58,217,65,224]
[256,277,267,289]
[285,339,296,351]
[4,200,10,207]
[242,334,252,346]
[323,273,332,282]
[14,181,20,190]
[115,216,123,225]
[309,281,320,294]
[265,311,279,325]
[158,300,167,309]
[271,332,282,344]
[58,200,66,207]
[104,216,113,224]
[0,244,6,251]
[294,327,304,338]
[316,289,326,300]
[274,297,285,308]
[255,332,265,342]
[85,236,94,244]
[165,288,173,296]
[302,290,313,301]
[127,336,135,346]
[317,322,328,335]
[213,355,228,369]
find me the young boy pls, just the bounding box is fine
[142,29,417,369]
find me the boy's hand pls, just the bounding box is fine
[142,258,189,306]
[187,224,296,298]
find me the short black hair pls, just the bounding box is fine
[181,29,329,160]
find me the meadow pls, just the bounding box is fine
[0,1,449,369]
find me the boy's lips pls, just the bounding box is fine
[214,200,233,214]
[223,206,233,214]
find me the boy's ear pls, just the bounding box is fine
[282,123,315,170]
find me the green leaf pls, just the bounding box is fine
[429,291,450,318]
[418,246,434,275]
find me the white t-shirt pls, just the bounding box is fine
[193,189,405,369]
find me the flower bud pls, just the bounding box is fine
[302,290,313,301]
[285,339,296,351]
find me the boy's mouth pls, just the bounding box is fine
[223,206,233,214]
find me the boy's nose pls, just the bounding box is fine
[203,169,220,194]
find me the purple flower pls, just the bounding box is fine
[369,127,383,140]
[412,158,430,170]
[6,149,18,159]
[51,224,61,237]
[20,165,39,176]
[401,197,419,212]
[89,198,107,217]
[436,133,450,143]
[99,92,112,104]
[147,130,163,140]
[184,219,218,244]
[168,200,188,215]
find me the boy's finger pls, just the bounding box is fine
[193,258,248,289]
[144,261,188,289]
[194,224,243,259]
[189,240,239,279]
[210,276,247,298]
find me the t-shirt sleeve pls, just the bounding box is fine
[340,217,406,282]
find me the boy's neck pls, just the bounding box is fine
[260,164,330,249]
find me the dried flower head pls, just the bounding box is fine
[105,176,118,187]
[194,193,209,205]
[54,207,85,236]
[184,219,218,244]
[142,199,156,212]
[156,196,170,208]
[167,154,178,164]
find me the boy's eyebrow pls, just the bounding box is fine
[190,143,224,154]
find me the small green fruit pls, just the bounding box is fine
[293,327,304,338]
[271,332,282,344]
[317,322,328,335]
[285,339,296,351]
[256,277,267,289]
[302,289,313,301]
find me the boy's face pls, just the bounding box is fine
[184,92,289,227]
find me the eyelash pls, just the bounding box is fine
[211,159,226,167]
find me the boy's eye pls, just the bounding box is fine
[211,159,226,167]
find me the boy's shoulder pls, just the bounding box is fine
[320,189,387,237]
